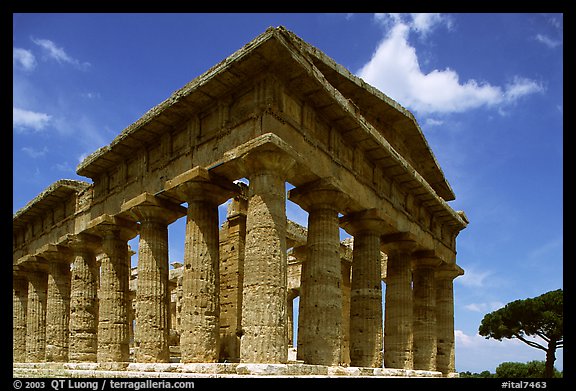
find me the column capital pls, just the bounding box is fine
[436,263,464,280]
[381,232,419,253]
[412,250,443,269]
[288,178,351,213]
[164,166,241,205]
[240,147,296,178]
[60,232,102,253]
[86,214,138,242]
[340,208,393,236]
[120,192,186,224]
[36,243,73,263]
[15,254,48,273]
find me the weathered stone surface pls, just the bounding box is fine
[289,179,351,366]
[412,255,441,371]
[68,234,100,363]
[13,275,28,362]
[349,229,383,367]
[240,151,294,364]
[382,238,417,369]
[176,177,236,363]
[132,205,171,363]
[26,270,48,362]
[97,227,132,362]
[435,264,464,375]
[46,257,71,362]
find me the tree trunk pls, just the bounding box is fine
[544,340,557,378]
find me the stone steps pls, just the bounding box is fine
[13,362,444,378]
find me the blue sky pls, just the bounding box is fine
[13,13,563,373]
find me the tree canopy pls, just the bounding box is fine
[478,289,563,378]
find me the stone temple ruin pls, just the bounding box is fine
[13,26,468,378]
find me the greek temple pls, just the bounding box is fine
[13,26,467,378]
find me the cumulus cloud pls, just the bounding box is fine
[358,13,544,115]
[13,48,37,71]
[13,107,52,132]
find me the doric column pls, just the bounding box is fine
[287,288,298,348]
[219,189,248,362]
[88,215,137,363]
[121,193,186,363]
[165,167,239,363]
[381,234,417,369]
[25,264,48,362]
[340,256,352,366]
[67,233,101,362]
[288,179,350,366]
[40,245,73,362]
[435,263,464,376]
[13,272,28,362]
[240,150,295,364]
[412,253,441,371]
[340,210,387,368]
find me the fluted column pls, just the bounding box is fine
[165,168,238,363]
[41,245,73,362]
[240,150,294,363]
[87,216,137,363]
[340,257,352,366]
[121,193,186,363]
[13,273,28,362]
[382,235,417,369]
[26,267,48,362]
[289,179,350,366]
[68,233,101,362]
[340,211,386,368]
[436,263,463,376]
[219,190,248,362]
[412,254,441,371]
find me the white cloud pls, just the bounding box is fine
[410,13,452,36]
[21,146,48,158]
[463,301,504,313]
[425,118,444,127]
[32,37,90,70]
[357,14,544,115]
[535,34,561,49]
[455,265,491,288]
[13,107,52,132]
[13,48,37,71]
[503,77,545,103]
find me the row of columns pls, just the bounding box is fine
[13,156,461,375]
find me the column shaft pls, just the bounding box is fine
[69,236,100,362]
[412,259,438,370]
[26,270,48,362]
[240,170,288,363]
[181,198,220,362]
[219,207,246,362]
[383,244,414,369]
[98,230,131,362]
[46,260,71,362]
[350,231,383,367]
[298,207,342,365]
[13,276,28,362]
[135,215,170,363]
[436,266,461,375]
